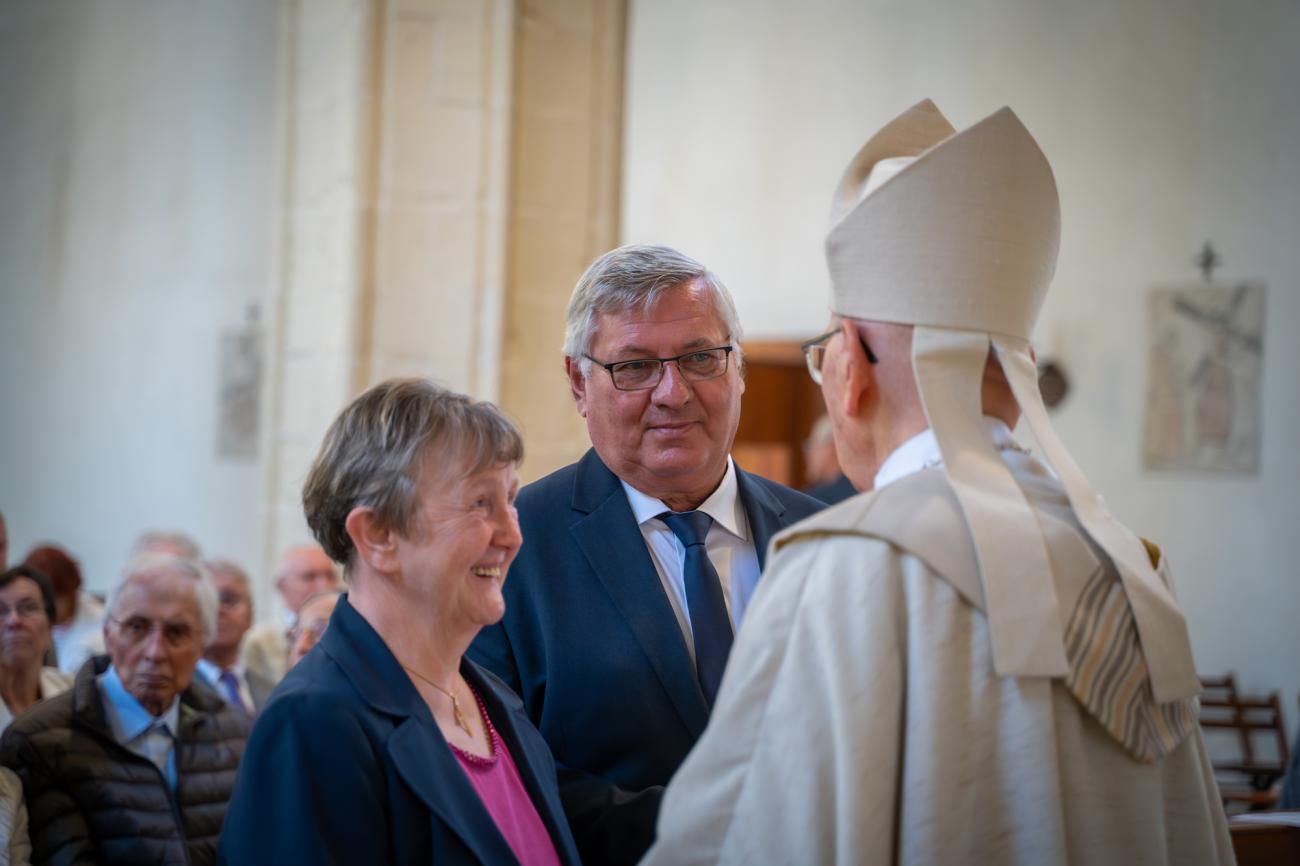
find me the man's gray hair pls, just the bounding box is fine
[301,378,524,570]
[129,530,202,561]
[107,553,220,640]
[204,558,251,590]
[563,244,744,375]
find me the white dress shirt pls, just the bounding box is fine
[874,417,1035,490]
[621,457,760,661]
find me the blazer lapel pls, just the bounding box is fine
[569,450,711,738]
[467,665,580,866]
[736,465,789,569]
[324,598,518,865]
[388,720,519,865]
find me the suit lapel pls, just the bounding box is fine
[467,665,579,866]
[569,450,711,738]
[736,465,788,569]
[388,720,519,865]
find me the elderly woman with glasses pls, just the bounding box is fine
[219,379,580,866]
[0,565,72,734]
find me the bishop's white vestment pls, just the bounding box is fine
[643,440,1234,866]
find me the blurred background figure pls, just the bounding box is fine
[129,531,202,562]
[1,553,247,865]
[801,415,855,504]
[0,566,72,734]
[286,588,341,670]
[0,764,31,866]
[0,513,8,569]
[196,559,272,718]
[241,544,341,686]
[21,545,103,675]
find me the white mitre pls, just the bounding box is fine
[825,100,1199,703]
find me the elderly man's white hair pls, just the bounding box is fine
[107,552,219,640]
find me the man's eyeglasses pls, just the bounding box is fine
[287,620,328,646]
[800,327,877,385]
[109,615,198,648]
[586,345,734,391]
[0,600,46,622]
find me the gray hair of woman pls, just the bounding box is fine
[302,378,525,573]
[562,244,745,376]
[106,553,220,640]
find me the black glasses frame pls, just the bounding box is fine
[585,345,735,391]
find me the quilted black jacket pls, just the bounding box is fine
[0,655,249,865]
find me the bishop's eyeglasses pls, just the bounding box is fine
[585,345,735,391]
[800,327,878,385]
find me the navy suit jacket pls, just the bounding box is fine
[219,595,581,866]
[469,448,825,865]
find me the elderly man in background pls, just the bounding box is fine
[196,559,273,716]
[470,244,824,864]
[241,543,340,686]
[22,545,104,674]
[285,587,341,669]
[645,101,1232,865]
[800,415,855,504]
[1,553,248,865]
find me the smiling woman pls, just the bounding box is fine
[219,378,582,866]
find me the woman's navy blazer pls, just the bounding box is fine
[218,594,582,866]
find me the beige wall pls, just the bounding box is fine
[624,0,1300,720]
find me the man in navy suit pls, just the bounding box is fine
[470,244,824,865]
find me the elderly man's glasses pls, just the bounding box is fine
[0,601,45,621]
[800,328,878,385]
[586,345,734,391]
[109,615,197,648]
[287,620,328,646]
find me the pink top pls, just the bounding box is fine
[451,689,563,866]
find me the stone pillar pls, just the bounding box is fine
[258,0,515,618]
[498,0,627,480]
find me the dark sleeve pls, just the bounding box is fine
[558,767,663,866]
[0,730,98,866]
[217,689,390,866]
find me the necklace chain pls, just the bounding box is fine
[402,665,473,735]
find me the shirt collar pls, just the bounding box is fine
[98,664,181,741]
[621,456,748,540]
[195,657,245,684]
[874,417,1022,491]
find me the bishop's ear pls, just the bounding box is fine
[835,319,876,419]
[344,507,400,575]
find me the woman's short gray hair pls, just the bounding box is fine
[108,553,220,640]
[563,244,744,374]
[301,378,524,570]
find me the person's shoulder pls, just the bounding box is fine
[1,688,77,750]
[517,457,582,510]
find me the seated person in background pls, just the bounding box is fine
[0,566,72,734]
[0,766,31,866]
[800,415,855,504]
[129,530,202,562]
[0,512,8,568]
[195,559,273,717]
[645,101,1232,865]
[21,546,103,674]
[220,378,581,866]
[285,588,341,669]
[241,544,340,686]
[1,553,248,866]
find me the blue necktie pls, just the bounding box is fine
[218,669,249,716]
[659,510,734,707]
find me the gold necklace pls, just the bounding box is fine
[402,665,472,735]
